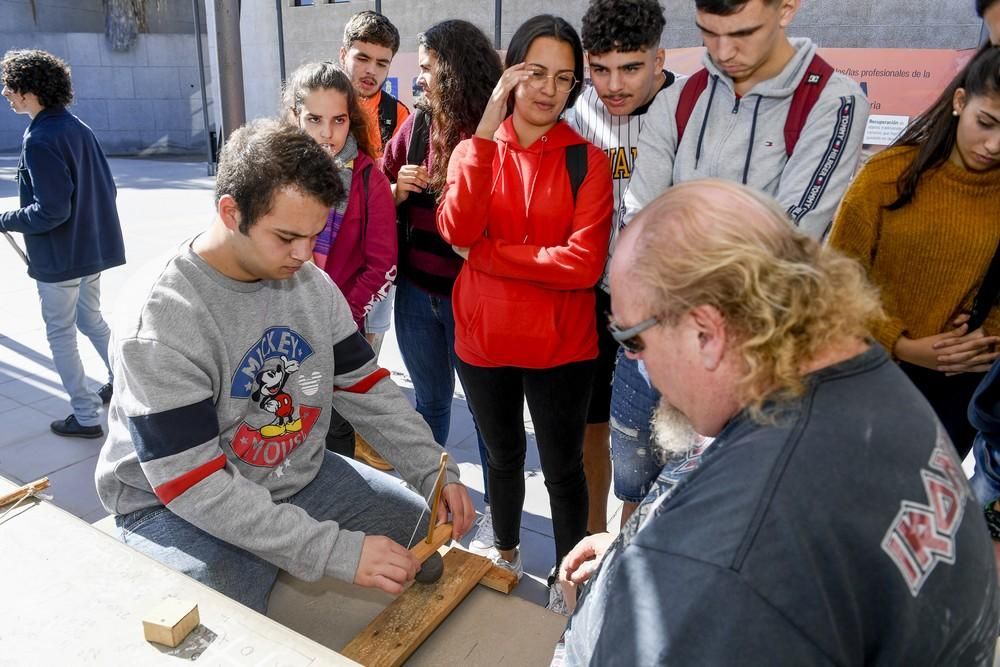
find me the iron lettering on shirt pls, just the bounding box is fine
[881,426,970,596]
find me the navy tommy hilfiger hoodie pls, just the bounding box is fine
[0,106,125,283]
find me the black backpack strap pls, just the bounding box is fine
[969,239,1000,331]
[360,163,372,244]
[565,143,588,203]
[377,92,399,148]
[397,109,432,253]
[407,108,431,165]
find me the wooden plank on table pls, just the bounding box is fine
[410,522,452,564]
[341,548,492,667]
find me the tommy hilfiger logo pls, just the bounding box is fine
[807,73,822,84]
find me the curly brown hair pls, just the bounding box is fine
[629,180,882,422]
[1,49,73,108]
[581,0,665,54]
[215,119,346,234]
[281,61,376,158]
[417,20,502,196]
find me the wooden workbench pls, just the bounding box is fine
[0,476,568,666]
[0,476,357,666]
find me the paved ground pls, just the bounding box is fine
[0,155,623,607]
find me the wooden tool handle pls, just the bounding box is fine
[425,451,449,544]
[0,477,50,507]
[411,522,452,564]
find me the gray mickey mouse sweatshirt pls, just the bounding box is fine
[623,38,868,239]
[95,243,458,584]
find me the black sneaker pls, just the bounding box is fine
[98,382,113,405]
[50,415,104,439]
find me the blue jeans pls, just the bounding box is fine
[115,451,429,613]
[610,350,664,502]
[972,432,1000,505]
[394,275,490,503]
[365,285,396,335]
[36,273,112,427]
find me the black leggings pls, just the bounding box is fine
[458,358,593,568]
[899,362,984,459]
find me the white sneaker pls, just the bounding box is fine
[469,506,495,555]
[486,546,523,581]
[546,579,570,615]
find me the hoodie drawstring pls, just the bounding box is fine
[694,75,719,169]
[741,95,763,185]
[520,136,549,242]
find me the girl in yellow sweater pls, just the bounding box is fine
[830,44,1000,457]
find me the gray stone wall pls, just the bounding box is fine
[0,31,212,155]
[0,0,200,35]
[0,0,209,155]
[3,0,989,157]
[282,0,988,62]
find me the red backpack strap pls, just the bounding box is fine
[675,69,710,144]
[783,54,834,157]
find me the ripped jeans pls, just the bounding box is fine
[609,350,665,503]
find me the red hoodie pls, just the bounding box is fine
[438,117,612,369]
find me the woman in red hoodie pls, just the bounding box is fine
[438,15,613,607]
[283,62,397,462]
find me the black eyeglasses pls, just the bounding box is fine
[607,314,660,354]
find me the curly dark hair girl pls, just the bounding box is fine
[1,49,73,109]
[581,0,665,55]
[281,61,376,158]
[417,20,503,196]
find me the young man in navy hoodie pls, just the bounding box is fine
[1,49,125,439]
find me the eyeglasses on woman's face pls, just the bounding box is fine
[524,66,577,93]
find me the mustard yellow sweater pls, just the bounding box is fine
[829,145,1000,353]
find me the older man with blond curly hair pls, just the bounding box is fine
[552,179,999,666]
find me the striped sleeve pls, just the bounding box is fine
[116,336,364,584]
[116,337,227,507]
[329,326,460,500]
[776,82,868,240]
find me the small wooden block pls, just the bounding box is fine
[142,598,199,648]
[478,564,520,594]
[341,548,493,667]
[410,522,452,564]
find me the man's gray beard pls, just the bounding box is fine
[652,398,701,458]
